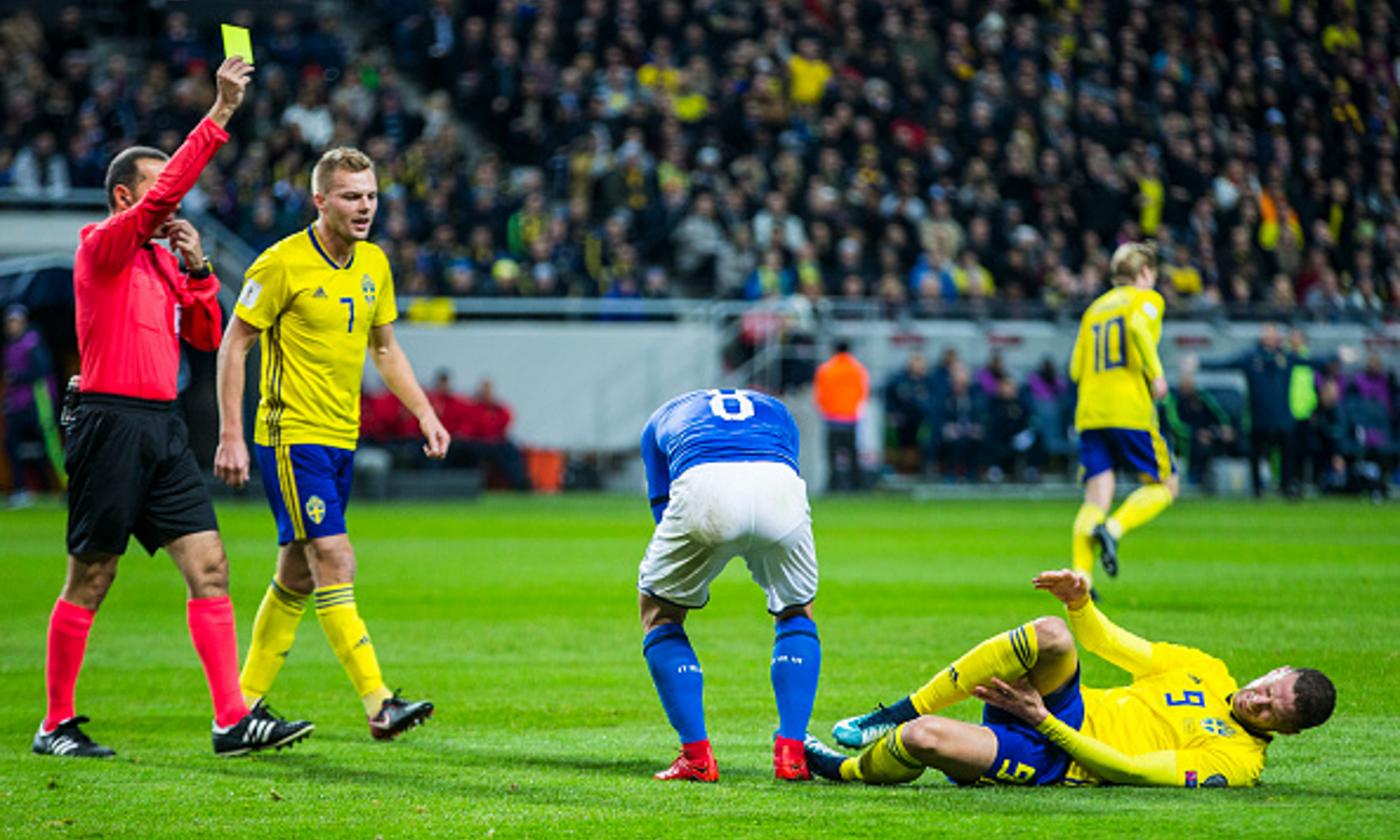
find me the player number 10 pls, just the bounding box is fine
[1091,315,1127,372]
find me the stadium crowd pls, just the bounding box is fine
[880,330,1399,496]
[2,2,1398,316]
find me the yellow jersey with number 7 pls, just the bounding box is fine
[1070,286,1165,431]
[233,225,397,450]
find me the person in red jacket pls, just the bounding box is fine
[460,378,530,489]
[34,57,313,760]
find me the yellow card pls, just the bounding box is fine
[221,24,253,65]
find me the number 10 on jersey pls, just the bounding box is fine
[1091,315,1127,372]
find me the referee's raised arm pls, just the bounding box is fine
[78,57,253,277]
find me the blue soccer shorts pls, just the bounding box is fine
[967,668,1085,787]
[1078,427,1176,484]
[255,443,355,545]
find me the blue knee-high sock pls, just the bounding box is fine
[771,615,821,741]
[643,624,706,745]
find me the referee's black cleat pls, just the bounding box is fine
[213,700,314,757]
[368,692,434,741]
[32,716,115,758]
[1092,523,1119,577]
[803,735,850,782]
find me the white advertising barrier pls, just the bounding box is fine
[366,321,723,450]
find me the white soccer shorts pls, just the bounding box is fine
[638,461,818,614]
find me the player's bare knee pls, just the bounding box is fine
[901,716,947,757]
[307,537,356,586]
[1033,616,1074,657]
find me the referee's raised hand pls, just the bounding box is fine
[207,56,254,128]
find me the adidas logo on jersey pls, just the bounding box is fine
[313,287,328,299]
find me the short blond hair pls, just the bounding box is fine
[1109,241,1158,285]
[312,146,374,196]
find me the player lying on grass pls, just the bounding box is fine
[805,570,1335,788]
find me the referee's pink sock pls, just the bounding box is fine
[187,596,250,728]
[44,599,95,731]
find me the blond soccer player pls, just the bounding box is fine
[1067,242,1179,589]
[214,147,450,740]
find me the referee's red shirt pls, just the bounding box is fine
[74,117,229,401]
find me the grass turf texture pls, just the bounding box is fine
[0,495,1397,838]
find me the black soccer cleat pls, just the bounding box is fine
[368,691,434,741]
[803,735,850,782]
[1092,523,1119,577]
[213,700,314,757]
[32,716,115,758]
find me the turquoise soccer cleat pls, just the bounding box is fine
[832,705,900,749]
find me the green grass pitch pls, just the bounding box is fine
[1,495,1397,838]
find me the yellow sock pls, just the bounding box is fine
[1071,502,1105,578]
[239,578,308,706]
[314,584,392,715]
[1107,484,1173,539]
[849,723,925,785]
[910,622,1038,715]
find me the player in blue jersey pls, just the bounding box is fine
[638,389,821,783]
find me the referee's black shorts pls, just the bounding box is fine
[65,394,219,557]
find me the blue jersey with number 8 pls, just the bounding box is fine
[640,389,800,521]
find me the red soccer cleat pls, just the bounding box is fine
[654,743,719,782]
[773,735,811,781]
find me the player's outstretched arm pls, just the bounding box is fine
[214,315,261,488]
[369,323,449,459]
[1034,570,1155,675]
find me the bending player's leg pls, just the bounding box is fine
[239,543,312,706]
[832,616,1078,748]
[771,603,820,780]
[168,530,249,729]
[641,593,716,781]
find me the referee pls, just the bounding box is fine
[33,57,312,759]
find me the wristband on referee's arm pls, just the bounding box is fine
[185,257,214,280]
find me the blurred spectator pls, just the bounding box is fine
[883,351,935,474]
[12,132,70,198]
[1200,325,1306,498]
[1162,372,1237,489]
[457,378,529,491]
[1025,355,1072,469]
[935,360,984,481]
[3,305,62,505]
[813,340,868,491]
[983,376,1037,482]
[1304,379,1356,493]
